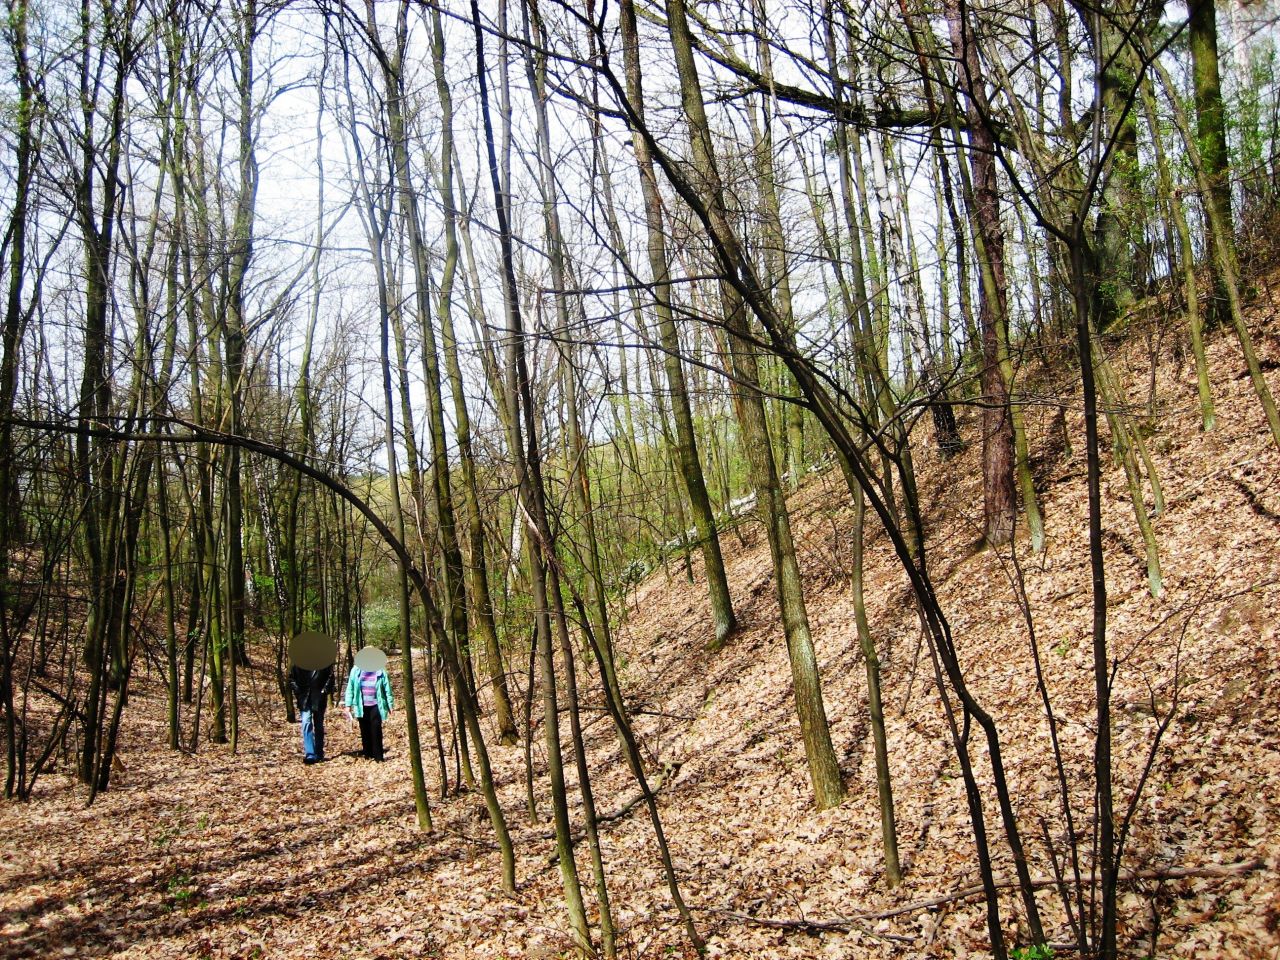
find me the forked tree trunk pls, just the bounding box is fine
[523,5,617,949]
[339,25,433,830]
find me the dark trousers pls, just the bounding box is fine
[358,704,384,761]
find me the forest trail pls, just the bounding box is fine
[5,303,1280,959]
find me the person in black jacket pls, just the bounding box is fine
[289,664,335,764]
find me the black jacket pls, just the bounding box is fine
[289,665,335,713]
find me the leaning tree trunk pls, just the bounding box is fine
[472,0,578,913]
[1138,76,1214,430]
[1152,54,1280,452]
[364,2,482,787]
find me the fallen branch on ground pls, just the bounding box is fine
[542,764,679,862]
[701,858,1264,933]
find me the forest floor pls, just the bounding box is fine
[5,288,1280,959]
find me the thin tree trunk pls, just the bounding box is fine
[428,3,518,745]
[852,483,901,885]
[665,0,845,812]
[1138,78,1214,430]
[0,0,36,795]
[1188,0,1236,324]
[618,0,737,650]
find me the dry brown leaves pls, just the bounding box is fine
[4,291,1280,959]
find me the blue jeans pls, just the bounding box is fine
[300,706,327,761]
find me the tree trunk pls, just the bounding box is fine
[943,0,1031,550]
[618,0,738,650]
[665,0,845,812]
[1188,0,1236,325]
[428,3,518,745]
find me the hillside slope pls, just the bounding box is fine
[605,297,1280,957]
[3,296,1279,960]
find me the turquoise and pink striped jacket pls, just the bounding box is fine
[343,669,393,719]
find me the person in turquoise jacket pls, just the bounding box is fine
[343,665,393,761]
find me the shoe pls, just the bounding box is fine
[304,756,318,765]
